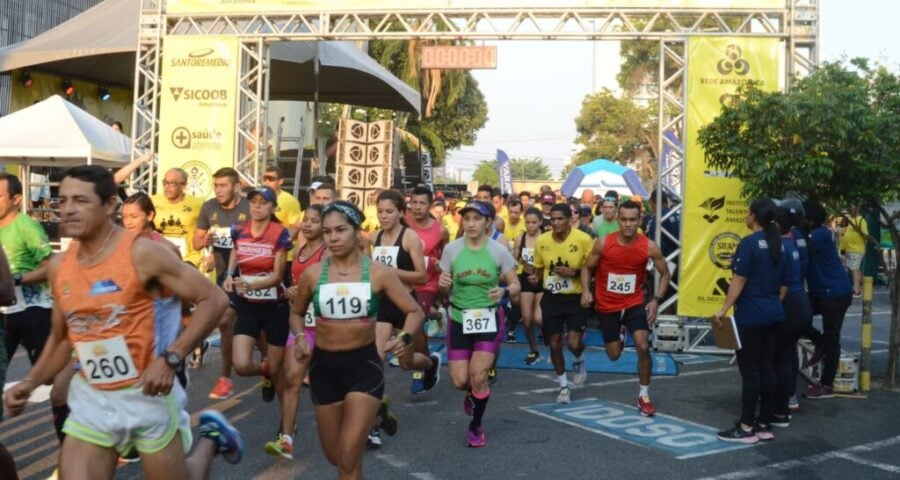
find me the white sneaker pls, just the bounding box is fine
[367,428,383,448]
[556,386,572,404]
[572,359,587,387]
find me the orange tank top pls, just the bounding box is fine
[55,229,156,390]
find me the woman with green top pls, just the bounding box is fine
[290,201,424,480]
[438,200,521,448]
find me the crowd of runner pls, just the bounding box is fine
[0,168,858,479]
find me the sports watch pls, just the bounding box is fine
[164,350,182,369]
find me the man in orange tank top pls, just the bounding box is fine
[3,166,244,480]
[580,200,671,417]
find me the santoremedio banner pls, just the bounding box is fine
[158,36,239,199]
[677,36,780,318]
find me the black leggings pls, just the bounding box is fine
[774,291,813,416]
[807,294,852,386]
[3,307,51,364]
[736,323,779,426]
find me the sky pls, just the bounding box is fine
[443,0,900,182]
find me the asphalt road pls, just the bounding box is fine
[3,288,898,480]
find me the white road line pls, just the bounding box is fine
[374,453,410,469]
[512,366,736,395]
[411,473,443,480]
[693,435,900,480]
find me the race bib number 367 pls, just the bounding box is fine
[318,283,371,320]
[462,308,497,335]
[74,336,138,385]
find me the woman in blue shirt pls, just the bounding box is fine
[713,199,789,444]
[801,201,853,399]
[772,207,813,427]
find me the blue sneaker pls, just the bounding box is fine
[199,410,245,464]
[410,371,425,394]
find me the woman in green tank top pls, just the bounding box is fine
[289,201,425,480]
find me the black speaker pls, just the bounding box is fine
[403,152,422,184]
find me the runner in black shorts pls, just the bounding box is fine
[531,204,595,404]
[514,207,546,365]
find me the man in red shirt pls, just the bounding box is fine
[580,200,670,417]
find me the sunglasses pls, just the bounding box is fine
[263,175,279,181]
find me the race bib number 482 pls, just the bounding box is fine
[318,282,371,320]
[372,246,399,268]
[462,308,497,335]
[74,336,138,385]
[606,273,636,294]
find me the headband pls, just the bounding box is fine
[323,202,362,228]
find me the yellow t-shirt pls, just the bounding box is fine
[152,194,204,266]
[274,190,303,260]
[533,228,593,295]
[505,218,526,248]
[841,215,868,254]
[442,214,459,241]
[496,206,510,231]
[361,205,380,232]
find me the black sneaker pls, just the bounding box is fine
[506,331,517,343]
[423,352,442,391]
[754,423,775,442]
[525,351,540,366]
[771,415,790,428]
[366,428,382,449]
[378,396,398,436]
[487,368,498,385]
[717,423,759,444]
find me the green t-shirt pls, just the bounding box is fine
[439,238,516,323]
[593,217,619,239]
[0,214,53,313]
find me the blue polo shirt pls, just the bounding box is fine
[806,227,852,299]
[732,231,789,326]
[790,227,809,280]
[782,237,805,293]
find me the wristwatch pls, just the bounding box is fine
[398,331,413,346]
[12,273,22,286]
[164,350,182,369]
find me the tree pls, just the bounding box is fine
[698,59,900,387]
[568,89,657,183]
[472,158,554,186]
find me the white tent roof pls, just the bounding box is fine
[0,95,131,166]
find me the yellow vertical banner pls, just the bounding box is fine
[158,36,239,198]
[677,36,780,318]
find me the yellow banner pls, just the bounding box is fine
[168,0,784,14]
[677,36,780,318]
[158,36,239,199]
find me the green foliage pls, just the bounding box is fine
[472,158,554,186]
[570,88,657,168]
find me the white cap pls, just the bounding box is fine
[308,181,323,191]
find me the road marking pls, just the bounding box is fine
[830,452,900,473]
[512,366,736,395]
[693,434,900,479]
[375,453,410,469]
[411,473,443,480]
[523,398,752,459]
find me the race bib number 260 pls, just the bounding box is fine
[74,336,138,385]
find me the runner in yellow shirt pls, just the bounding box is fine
[152,168,204,266]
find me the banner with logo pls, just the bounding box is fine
[497,149,514,195]
[167,0,783,15]
[158,36,239,199]
[677,36,780,318]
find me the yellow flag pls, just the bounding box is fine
[677,37,780,317]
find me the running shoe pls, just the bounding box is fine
[506,330,517,343]
[716,423,759,444]
[524,351,540,366]
[367,428,383,449]
[572,358,587,386]
[467,426,486,448]
[423,352,442,391]
[754,423,775,442]
[199,409,245,464]
[803,345,825,368]
[638,395,656,417]
[379,396,398,436]
[464,391,474,416]
[556,386,571,404]
[410,371,426,394]
[788,396,800,412]
[189,339,210,369]
[208,377,234,400]
[261,359,275,403]
[803,383,834,399]
[771,415,791,428]
[388,356,400,367]
[264,433,294,460]
[488,368,498,385]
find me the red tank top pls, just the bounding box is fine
[594,233,649,313]
[409,217,442,294]
[55,229,156,390]
[292,242,327,284]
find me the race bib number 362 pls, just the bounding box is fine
[74,336,138,385]
[318,283,371,320]
[462,308,497,335]
[241,275,277,300]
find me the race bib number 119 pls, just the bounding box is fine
[318,282,371,319]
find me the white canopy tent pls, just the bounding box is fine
[0,95,131,167]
